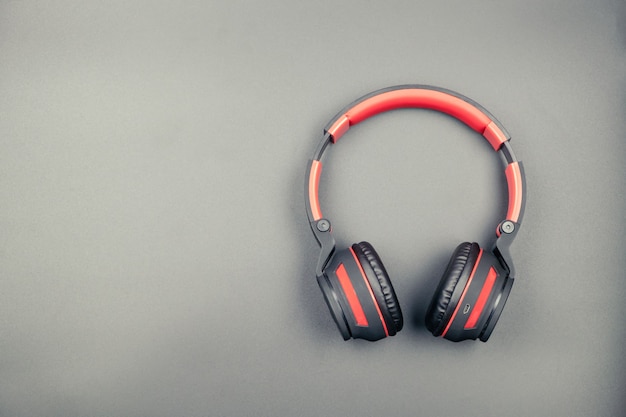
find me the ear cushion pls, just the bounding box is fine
[425,242,480,336]
[352,241,403,334]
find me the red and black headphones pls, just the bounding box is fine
[304,85,526,342]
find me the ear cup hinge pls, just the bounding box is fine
[493,220,519,278]
[310,219,336,278]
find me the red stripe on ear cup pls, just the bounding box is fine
[349,247,389,337]
[464,267,498,329]
[335,263,368,327]
[441,249,484,338]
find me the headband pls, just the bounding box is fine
[305,85,525,277]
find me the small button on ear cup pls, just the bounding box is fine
[352,241,403,335]
[425,242,480,337]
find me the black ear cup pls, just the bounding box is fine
[352,241,403,334]
[425,242,513,342]
[317,242,402,341]
[425,242,480,336]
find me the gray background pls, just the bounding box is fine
[1,1,625,416]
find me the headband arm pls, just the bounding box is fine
[499,143,526,226]
[493,152,526,278]
[305,157,336,277]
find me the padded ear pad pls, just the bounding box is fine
[352,241,403,334]
[425,242,480,336]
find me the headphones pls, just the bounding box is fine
[304,85,526,342]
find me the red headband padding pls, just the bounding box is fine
[326,89,507,151]
[308,160,323,221]
[505,162,523,223]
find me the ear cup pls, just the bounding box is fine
[425,242,480,336]
[319,243,401,341]
[352,241,403,334]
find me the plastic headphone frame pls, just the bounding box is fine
[304,84,526,341]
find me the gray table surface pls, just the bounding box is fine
[1,1,625,416]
